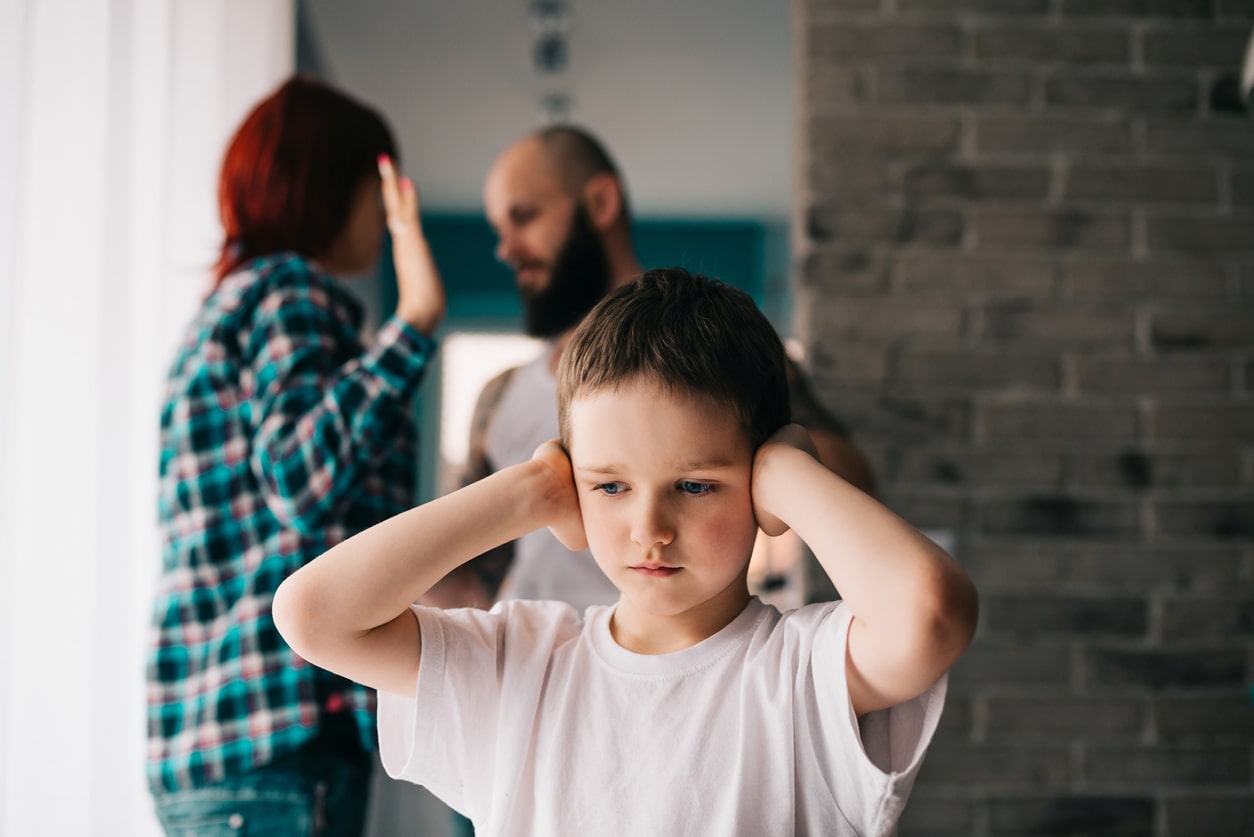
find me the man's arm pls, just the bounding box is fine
[752,426,978,718]
[272,444,584,698]
[421,368,518,608]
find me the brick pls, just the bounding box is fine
[1061,0,1217,17]
[900,0,1051,14]
[1156,693,1254,741]
[809,114,961,155]
[809,0,883,15]
[917,744,1071,787]
[882,492,967,528]
[897,795,973,836]
[903,162,1052,200]
[805,65,869,111]
[1066,451,1243,490]
[1156,497,1254,538]
[1063,259,1228,301]
[934,696,974,741]
[1075,357,1232,394]
[984,594,1149,636]
[807,156,890,195]
[1231,166,1254,206]
[947,639,1072,694]
[1155,403,1254,441]
[879,68,1031,105]
[1065,163,1220,204]
[1087,745,1251,785]
[982,401,1141,440]
[1217,0,1254,15]
[1085,646,1248,689]
[959,543,1246,593]
[829,387,973,441]
[808,205,964,246]
[809,341,890,382]
[895,253,1055,298]
[802,247,889,293]
[977,115,1133,154]
[895,447,1062,487]
[1150,309,1254,350]
[1146,118,1254,156]
[982,305,1136,347]
[810,296,965,338]
[977,495,1142,537]
[1236,264,1254,301]
[976,25,1131,64]
[1161,596,1254,640]
[987,796,1155,835]
[893,350,1060,390]
[1142,26,1253,66]
[985,697,1148,738]
[1163,796,1254,837]
[1045,73,1199,112]
[809,24,960,60]
[1146,214,1254,252]
[975,209,1130,250]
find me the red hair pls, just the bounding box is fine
[213,75,398,283]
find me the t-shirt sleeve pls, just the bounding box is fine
[377,600,581,819]
[809,602,948,836]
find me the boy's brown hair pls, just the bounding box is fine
[557,267,790,448]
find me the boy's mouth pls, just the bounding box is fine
[631,565,681,578]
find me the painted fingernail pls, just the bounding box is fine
[377,154,392,172]
[401,176,413,192]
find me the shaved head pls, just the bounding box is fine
[535,126,625,203]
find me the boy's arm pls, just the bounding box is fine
[752,425,978,717]
[272,443,584,697]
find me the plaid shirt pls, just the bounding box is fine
[147,254,435,792]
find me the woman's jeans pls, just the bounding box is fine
[153,718,372,837]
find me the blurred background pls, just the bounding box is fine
[2,0,1252,834]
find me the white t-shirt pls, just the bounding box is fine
[379,597,946,836]
[484,348,619,611]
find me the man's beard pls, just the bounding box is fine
[521,205,611,338]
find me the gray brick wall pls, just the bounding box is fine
[797,1,1254,833]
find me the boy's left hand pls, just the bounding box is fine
[752,424,818,536]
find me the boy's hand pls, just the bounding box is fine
[379,155,447,337]
[530,439,589,552]
[752,424,819,537]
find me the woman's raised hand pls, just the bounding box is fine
[379,155,446,337]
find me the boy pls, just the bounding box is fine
[274,268,979,835]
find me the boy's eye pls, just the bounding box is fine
[594,482,627,496]
[677,481,714,496]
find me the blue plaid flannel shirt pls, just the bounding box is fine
[147,254,435,792]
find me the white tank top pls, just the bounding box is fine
[484,347,621,613]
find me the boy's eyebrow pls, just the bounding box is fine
[575,458,740,474]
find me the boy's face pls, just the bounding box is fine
[567,376,758,628]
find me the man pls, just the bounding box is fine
[431,125,875,611]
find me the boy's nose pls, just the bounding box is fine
[630,499,675,549]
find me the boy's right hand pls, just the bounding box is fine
[531,439,589,552]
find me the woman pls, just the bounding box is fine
[147,76,445,836]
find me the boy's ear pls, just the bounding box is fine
[581,173,623,232]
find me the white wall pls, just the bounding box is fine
[0,1,293,833]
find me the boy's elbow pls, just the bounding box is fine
[913,561,979,668]
[272,575,317,660]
